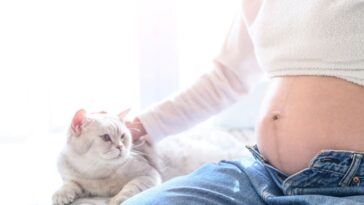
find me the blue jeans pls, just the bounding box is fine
[122,145,364,205]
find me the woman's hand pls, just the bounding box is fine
[125,117,147,141]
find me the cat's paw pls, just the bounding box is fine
[52,189,78,205]
[109,195,129,205]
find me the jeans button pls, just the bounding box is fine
[352,176,360,185]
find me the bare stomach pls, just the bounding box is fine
[256,76,364,175]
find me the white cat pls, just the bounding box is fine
[52,109,249,205]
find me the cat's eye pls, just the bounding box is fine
[120,134,126,140]
[100,134,111,142]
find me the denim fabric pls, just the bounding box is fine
[122,145,364,205]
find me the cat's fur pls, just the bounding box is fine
[52,109,248,205]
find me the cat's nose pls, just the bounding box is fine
[116,145,122,150]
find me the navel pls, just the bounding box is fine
[272,114,280,121]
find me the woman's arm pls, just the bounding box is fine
[132,11,264,142]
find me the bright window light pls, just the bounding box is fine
[177,0,240,88]
[0,0,140,140]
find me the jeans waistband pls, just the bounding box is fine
[246,145,364,195]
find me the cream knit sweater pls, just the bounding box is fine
[138,0,364,141]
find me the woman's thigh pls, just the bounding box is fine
[122,160,267,205]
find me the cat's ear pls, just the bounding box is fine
[71,109,87,136]
[118,108,131,121]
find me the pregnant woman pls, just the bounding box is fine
[124,0,364,204]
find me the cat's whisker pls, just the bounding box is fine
[129,128,141,133]
[130,149,149,158]
[129,150,144,156]
[132,140,146,148]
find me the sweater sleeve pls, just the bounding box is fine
[138,11,264,142]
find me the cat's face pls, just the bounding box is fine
[68,109,132,162]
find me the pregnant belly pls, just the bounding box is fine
[256,76,364,175]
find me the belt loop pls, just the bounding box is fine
[339,154,363,186]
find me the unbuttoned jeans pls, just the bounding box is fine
[122,145,364,205]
